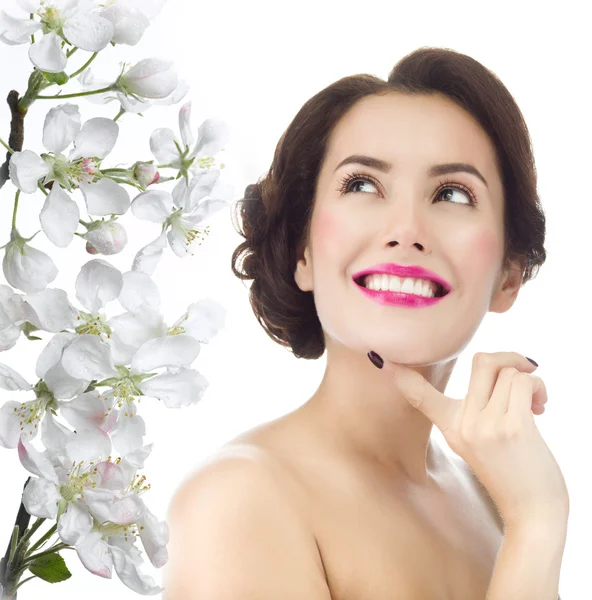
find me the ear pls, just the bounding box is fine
[489,258,524,314]
[294,243,314,292]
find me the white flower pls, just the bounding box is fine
[149,100,230,179]
[0,0,115,72]
[77,66,190,115]
[17,435,165,593]
[8,104,130,234]
[83,217,128,255]
[131,168,230,267]
[2,229,58,293]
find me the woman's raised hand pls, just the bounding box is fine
[369,350,569,530]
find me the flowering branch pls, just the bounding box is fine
[0,0,233,597]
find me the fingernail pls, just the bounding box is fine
[526,357,539,367]
[367,351,384,369]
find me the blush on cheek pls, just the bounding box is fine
[314,210,340,250]
[464,228,503,274]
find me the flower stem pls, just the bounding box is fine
[68,51,98,80]
[13,574,38,592]
[37,183,48,196]
[12,189,20,230]
[23,524,56,557]
[0,137,14,154]
[113,107,126,122]
[35,85,115,100]
[23,543,72,566]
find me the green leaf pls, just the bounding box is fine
[40,71,70,86]
[28,553,72,583]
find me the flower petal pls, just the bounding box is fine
[0,362,31,391]
[97,3,149,46]
[18,437,59,483]
[62,11,114,52]
[91,461,126,490]
[109,541,162,595]
[29,31,67,73]
[0,400,23,449]
[119,270,161,314]
[84,489,145,525]
[8,150,51,194]
[75,531,113,578]
[0,11,42,45]
[40,410,74,454]
[62,334,118,381]
[22,288,79,333]
[121,58,178,99]
[68,117,118,161]
[22,476,61,519]
[75,258,123,313]
[42,103,81,154]
[111,410,145,456]
[79,178,131,216]
[60,392,109,432]
[178,101,194,150]
[191,117,231,159]
[138,367,208,408]
[35,332,76,379]
[148,127,180,165]
[58,500,93,545]
[39,184,80,248]
[136,506,169,568]
[130,189,172,222]
[131,231,167,276]
[131,334,200,373]
[107,309,166,360]
[65,427,112,464]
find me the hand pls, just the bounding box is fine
[372,351,569,529]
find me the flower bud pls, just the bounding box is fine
[82,219,128,255]
[132,161,160,188]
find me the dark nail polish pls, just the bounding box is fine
[367,351,384,369]
[526,357,539,367]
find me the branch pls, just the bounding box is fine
[0,90,26,190]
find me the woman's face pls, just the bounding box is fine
[294,91,523,366]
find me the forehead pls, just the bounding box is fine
[323,92,501,183]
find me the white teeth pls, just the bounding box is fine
[362,274,440,298]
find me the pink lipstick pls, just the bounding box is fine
[352,263,452,308]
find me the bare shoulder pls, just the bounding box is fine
[164,442,331,599]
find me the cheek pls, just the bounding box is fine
[459,226,503,276]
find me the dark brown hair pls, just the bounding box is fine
[230,46,546,360]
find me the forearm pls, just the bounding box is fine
[486,519,568,600]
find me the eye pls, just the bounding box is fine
[434,179,477,207]
[336,172,478,207]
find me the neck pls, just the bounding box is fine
[300,344,457,486]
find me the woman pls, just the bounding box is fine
[164,47,568,599]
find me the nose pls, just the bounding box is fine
[381,198,427,252]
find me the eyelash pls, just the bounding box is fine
[336,171,478,207]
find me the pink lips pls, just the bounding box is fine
[352,263,452,308]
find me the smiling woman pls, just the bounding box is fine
[164,47,566,600]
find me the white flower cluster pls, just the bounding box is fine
[0,0,232,595]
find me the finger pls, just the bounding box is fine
[464,352,539,417]
[380,361,458,435]
[482,367,517,418]
[508,372,545,421]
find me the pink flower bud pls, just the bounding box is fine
[133,162,159,188]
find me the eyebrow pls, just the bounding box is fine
[333,154,489,188]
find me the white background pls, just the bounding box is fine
[0,0,589,597]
